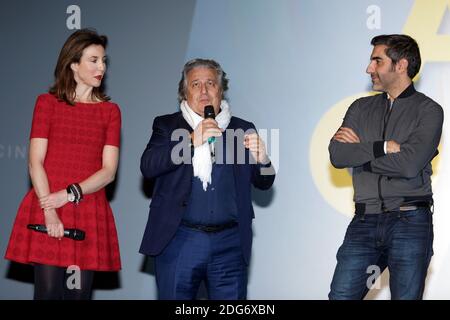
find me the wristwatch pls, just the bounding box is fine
[66,187,75,203]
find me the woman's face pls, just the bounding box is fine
[71,44,106,88]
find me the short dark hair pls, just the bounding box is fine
[49,28,109,105]
[370,34,421,79]
[178,58,229,103]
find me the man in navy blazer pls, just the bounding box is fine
[140,59,275,299]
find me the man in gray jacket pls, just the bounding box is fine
[328,34,443,300]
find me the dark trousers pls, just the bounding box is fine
[329,208,433,300]
[154,224,248,300]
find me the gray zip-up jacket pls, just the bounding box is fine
[329,84,443,214]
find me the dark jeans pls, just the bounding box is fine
[329,207,433,300]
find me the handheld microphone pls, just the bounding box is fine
[27,224,85,241]
[204,105,216,144]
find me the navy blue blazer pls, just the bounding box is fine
[139,111,275,264]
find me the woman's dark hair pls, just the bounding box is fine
[49,28,109,105]
[371,34,421,79]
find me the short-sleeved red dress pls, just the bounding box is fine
[5,93,121,271]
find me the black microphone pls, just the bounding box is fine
[204,105,216,144]
[27,224,85,241]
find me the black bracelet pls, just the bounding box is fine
[67,183,83,205]
[73,183,83,201]
[69,185,80,204]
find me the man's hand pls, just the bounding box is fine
[191,118,223,147]
[333,127,360,143]
[386,140,401,154]
[244,133,269,164]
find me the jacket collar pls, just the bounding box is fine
[383,83,416,100]
[177,112,194,132]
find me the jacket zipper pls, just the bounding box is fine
[378,98,394,211]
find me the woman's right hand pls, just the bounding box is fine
[43,209,64,240]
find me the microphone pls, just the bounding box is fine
[27,224,85,241]
[204,105,216,144]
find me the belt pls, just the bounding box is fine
[181,220,238,233]
[398,201,431,212]
[355,201,432,215]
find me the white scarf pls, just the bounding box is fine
[180,100,232,191]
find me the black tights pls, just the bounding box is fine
[34,264,94,300]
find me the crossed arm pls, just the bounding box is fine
[329,103,443,179]
[333,127,400,154]
[328,100,391,168]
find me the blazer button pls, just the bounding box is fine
[181,201,188,207]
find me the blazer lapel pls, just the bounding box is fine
[176,112,194,133]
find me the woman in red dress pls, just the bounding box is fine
[5,29,121,299]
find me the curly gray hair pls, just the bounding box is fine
[177,58,229,103]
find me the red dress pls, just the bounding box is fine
[5,93,121,271]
